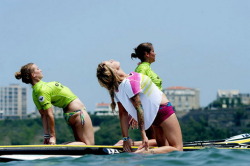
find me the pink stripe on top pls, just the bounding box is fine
[127,72,141,95]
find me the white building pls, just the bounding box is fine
[217,90,243,108]
[240,93,250,106]
[94,103,118,116]
[217,89,240,99]
[163,86,200,113]
[0,84,27,119]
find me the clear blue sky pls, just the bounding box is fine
[1,0,249,113]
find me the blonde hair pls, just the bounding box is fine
[15,63,34,84]
[96,62,122,112]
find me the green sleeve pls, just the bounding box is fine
[33,89,52,110]
[32,92,42,110]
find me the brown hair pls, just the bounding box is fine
[131,42,153,62]
[15,63,34,84]
[96,62,122,112]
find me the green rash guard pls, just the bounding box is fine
[32,81,78,110]
[135,62,163,90]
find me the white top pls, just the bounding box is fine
[115,72,162,130]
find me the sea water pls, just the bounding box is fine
[1,148,250,166]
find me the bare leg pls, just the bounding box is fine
[134,113,183,154]
[159,113,183,151]
[68,110,95,145]
[153,125,169,146]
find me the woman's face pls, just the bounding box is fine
[103,59,120,70]
[145,46,156,63]
[31,64,43,79]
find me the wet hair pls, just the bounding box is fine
[15,63,34,84]
[96,62,122,112]
[131,42,153,62]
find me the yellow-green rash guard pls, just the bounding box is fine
[32,81,78,110]
[135,62,163,90]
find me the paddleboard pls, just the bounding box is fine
[0,145,249,162]
[0,133,250,162]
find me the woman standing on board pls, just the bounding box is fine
[15,63,94,145]
[97,59,183,154]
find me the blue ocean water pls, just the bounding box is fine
[1,148,250,166]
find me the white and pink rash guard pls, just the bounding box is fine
[115,72,163,130]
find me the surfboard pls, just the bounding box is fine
[0,144,249,162]
[0,133,249,162]
[0,145,249,162]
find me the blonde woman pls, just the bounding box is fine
[15,63,94,145]
[97,60,183,154]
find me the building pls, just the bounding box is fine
[217,89,241,108]
[0,84,27,120]
[240,93,250,106]
[94,102,118,116]
[163,86,200,114]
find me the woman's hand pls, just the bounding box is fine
[43,138,50,144]
[49,136,56,145]
[128,115,138,129]
[43,134,50,144]
[137,134,149,151]
[141,136,149,151]
[123,139,132,152]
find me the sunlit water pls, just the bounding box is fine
[1,148,250,166]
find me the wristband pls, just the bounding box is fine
[123,137,130,141]
[44,134,50,139]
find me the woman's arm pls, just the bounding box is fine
[130,94,149,150]
[117,102,132,152]
[39,107,56,144]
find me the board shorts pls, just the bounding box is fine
[64,108,85,125]
[152,102,175,126]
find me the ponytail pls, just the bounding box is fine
[131,42,153,62]
[14,63,34,84]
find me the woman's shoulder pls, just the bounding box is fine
[135,63,150,73]
[33,81,55,92]
[136,62,150,68]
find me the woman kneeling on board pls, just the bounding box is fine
[96,60,183,154]
[15,63,94,145]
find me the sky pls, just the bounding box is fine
[0,0,249,113]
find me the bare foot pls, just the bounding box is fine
[64,141,86,145]
[114,140,123,146]
[134,147,151,154]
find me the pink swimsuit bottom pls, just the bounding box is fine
[152,102,175,126]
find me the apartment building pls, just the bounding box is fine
[0,84,27,119]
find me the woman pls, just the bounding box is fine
[15,63,94,145]
[97,60,183,154]
[131,42,162,90]
[114,42,161,146]
[131,42,162,146]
